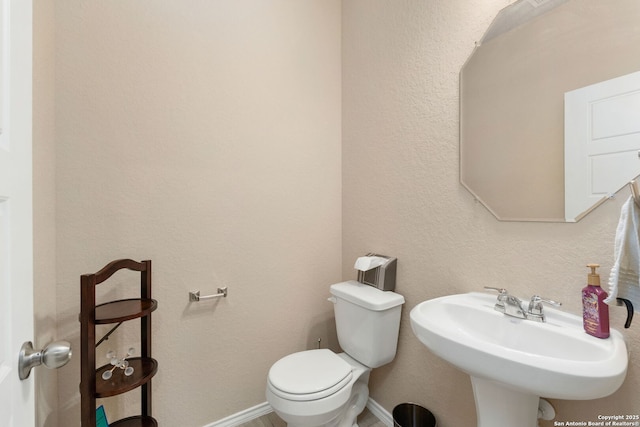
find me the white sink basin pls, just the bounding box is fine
[410,292,628,427]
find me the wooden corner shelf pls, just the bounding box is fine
[95,357,158,398]
[80,259,158,427]
[109,415,158,427]
[95,299,158,324]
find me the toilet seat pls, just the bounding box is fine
[268,349,353,401]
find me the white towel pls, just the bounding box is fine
[605,195,640,306]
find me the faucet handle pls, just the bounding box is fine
[528,295,561,315]
[484,287,509,306]
[529,295,561,306]
[484,286,508,296]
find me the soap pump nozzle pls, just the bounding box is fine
[587,263,601,287]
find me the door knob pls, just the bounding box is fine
[18,340,72,380]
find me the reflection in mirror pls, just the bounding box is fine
[565,72,640,221]
[460,0,640,222]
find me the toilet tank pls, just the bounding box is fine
[329,280,405,368]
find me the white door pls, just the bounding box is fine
[565,71,640,221]
[0,0,34,426]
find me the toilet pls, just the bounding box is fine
[266,280,405,427]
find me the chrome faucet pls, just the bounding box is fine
[484,287,561,322]
[527,295,562,322]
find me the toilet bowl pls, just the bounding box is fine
[266,281,405,427]
[266,350,370,427]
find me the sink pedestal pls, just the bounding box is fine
[471,377,539,427]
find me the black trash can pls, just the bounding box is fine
[393,403,436,427]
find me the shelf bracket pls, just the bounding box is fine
[96,322,123,348]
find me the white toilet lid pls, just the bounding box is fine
[268,349,353,399]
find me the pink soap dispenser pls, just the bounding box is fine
[582,263,610,338]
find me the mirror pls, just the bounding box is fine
[460,0,640,222]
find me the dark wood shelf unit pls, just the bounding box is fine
[95,299,158,324]
[95,357,158,398]
[109,415,158,427]
[80,259,158,427]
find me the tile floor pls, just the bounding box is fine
[238,408,386,427]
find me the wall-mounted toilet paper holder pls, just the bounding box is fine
[354,253,397,291]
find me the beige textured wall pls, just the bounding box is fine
[343,1,639,426]
[33,0,59,425]
[54,2,341,426]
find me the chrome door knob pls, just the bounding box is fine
[18,340,72,380]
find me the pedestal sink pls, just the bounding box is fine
[410,292,628,427]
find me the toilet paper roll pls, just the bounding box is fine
[354,256,387,272]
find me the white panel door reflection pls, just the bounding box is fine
[565,71,640,221]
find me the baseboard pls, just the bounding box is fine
[203,398,393,427]
[365,398,393,427]
[203,402,274,427]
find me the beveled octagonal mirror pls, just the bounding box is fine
[460,0,640,222]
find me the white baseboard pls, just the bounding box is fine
[203,402,274,427]
[365,398,393,427]
[203,398,393,427]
